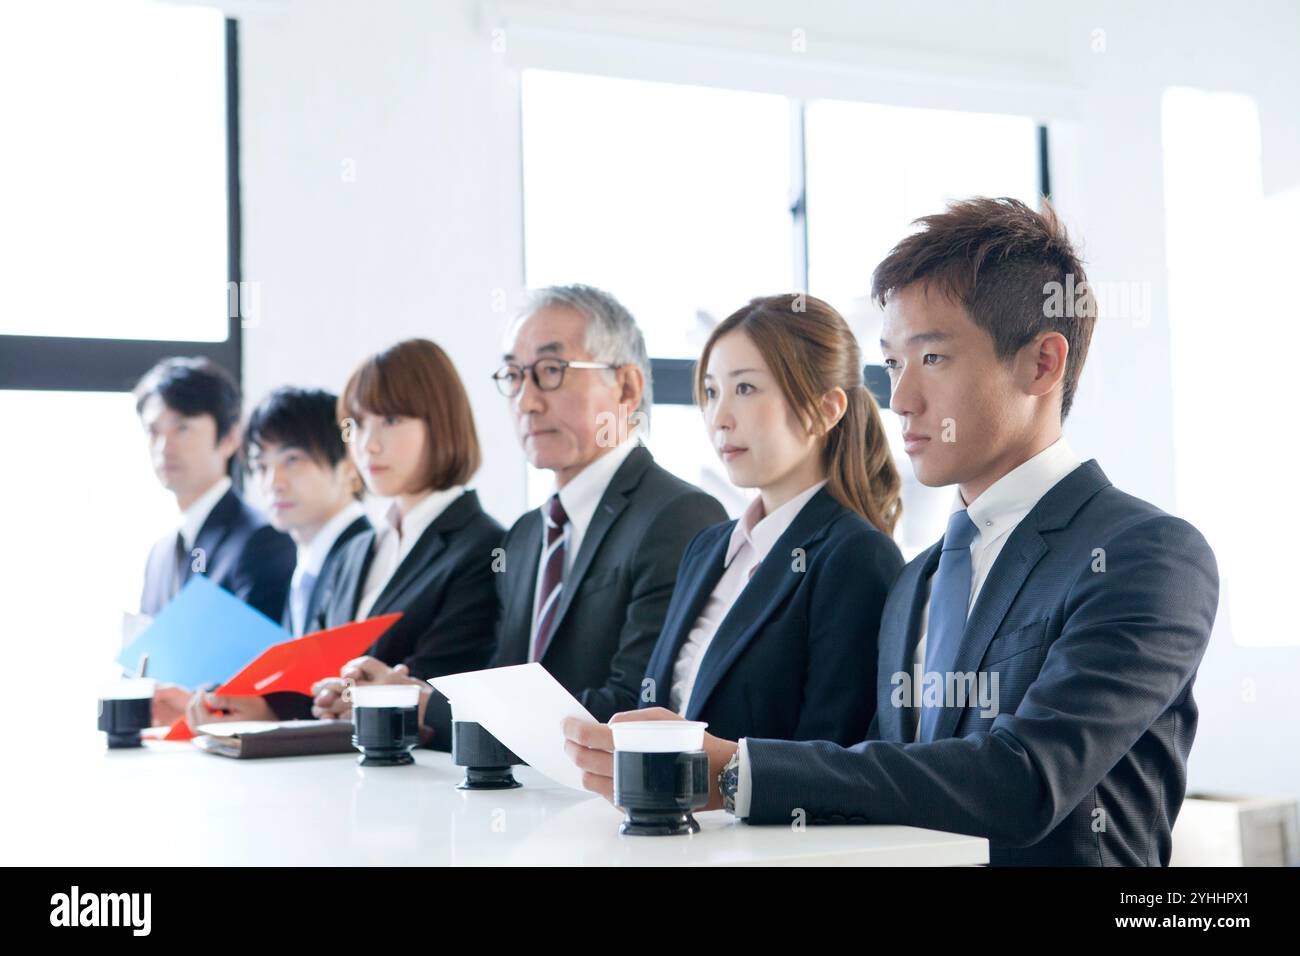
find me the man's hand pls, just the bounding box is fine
[561,707,739,810]
[151,684,193,727]
[310,677,352,720]
[312,656,431,724]
[184,691,274,732]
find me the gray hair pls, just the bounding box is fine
[519,283,653,416]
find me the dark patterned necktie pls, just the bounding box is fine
[168,531,188,601]
[531,494,569,661]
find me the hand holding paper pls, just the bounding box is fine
[430,663,597,794]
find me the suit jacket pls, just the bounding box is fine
[743,460,1219,866]
[263,513,371,720]
[641,487,902,745]
[422,445,727,748]
[311,490,503,677]
[140,486,295,623]
[278,514,372,635]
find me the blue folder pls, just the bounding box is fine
[117,576,289,687]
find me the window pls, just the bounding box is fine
[1162,86,1298,648]
[0,2,239,748]
[521,70,795,361]
[519,70,1046,547]
[520,70,795,515]
[804,99,1041,553]
[0,0,240,391]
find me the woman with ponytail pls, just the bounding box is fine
[638,294,904,745]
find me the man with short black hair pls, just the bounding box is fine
[135,357,295,622]
[183,386,372,727]
[564,199,1220,867]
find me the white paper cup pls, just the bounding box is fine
[99,678,158,700]
[610,720,708,753]
[350,684,420,708]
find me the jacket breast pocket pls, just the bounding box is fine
[577,569,620,597]
[981,617,1051,667]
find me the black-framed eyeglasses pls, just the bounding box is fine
[491,358,619,398]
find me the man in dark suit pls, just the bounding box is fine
[182,387,371,727]
[563,199,1219,866]
[312,285,726,745]
[136,359,296,728]
[136,358,295,623]
[238,388,371,638]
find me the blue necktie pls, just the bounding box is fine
[291,571,317,637]
[918,509,980,742]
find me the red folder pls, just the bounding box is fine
[164,613,402,741]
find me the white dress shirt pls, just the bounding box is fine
[354,486,465,621]
[734,438,1082,818]
[669,480,828,714]
[288,500,366,635]
[178,475,232,552]
[528,438,640,658]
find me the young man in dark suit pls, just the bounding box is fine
[564,199,1219,867]
[311,285,727,745]
[136,358,295,622]
[136,359,296,728]
[182,387,371,728]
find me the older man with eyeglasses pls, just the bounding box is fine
[312,284,726,748]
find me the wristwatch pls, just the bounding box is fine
[718,749,741,815]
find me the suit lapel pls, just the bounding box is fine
[930,459,1111,741]
[345,530,379,620]
[501,513,543,661]
[684,490,841,720]
[305,515,370,633]
[878,545,939,742]
[366,492,479,617]
[643,529,730,696]
[542,446,652,654]
[930,528,1048,740]
[185,489,240,585]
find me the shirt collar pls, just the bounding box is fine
[294,500,366,581]
[179,475,232,551]
[956,438,1082,542]
[556,438,640,534]
[380,485,466,547]
[725,479,829,567]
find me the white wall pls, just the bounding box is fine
[232,0,1300,795]
[237,0,527,523]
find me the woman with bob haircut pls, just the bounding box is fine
[318,337,503,670]
[259,339,506,722]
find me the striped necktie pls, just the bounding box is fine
[531,494,569,661]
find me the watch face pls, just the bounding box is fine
[719,753,740,810]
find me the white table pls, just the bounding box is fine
[10,736,988,866]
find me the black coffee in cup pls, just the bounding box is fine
[451,720,522,789]
[97,679,156,749]
[350,685,419,766]
[611,721,710,836]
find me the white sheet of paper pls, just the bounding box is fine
[430,663,597,793]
